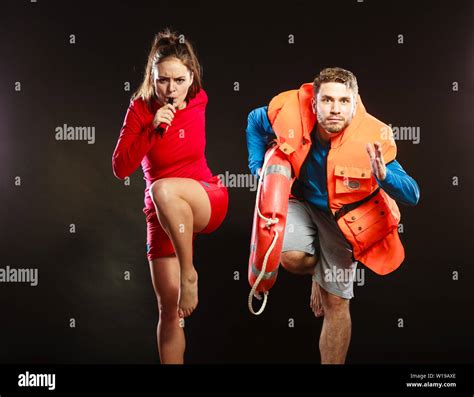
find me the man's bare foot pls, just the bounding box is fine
[310,279,324,317]
[178,269,198,318]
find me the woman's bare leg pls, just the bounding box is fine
[149,255,185,364]
[150,177,211,318]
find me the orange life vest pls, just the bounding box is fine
[267,83,404,275]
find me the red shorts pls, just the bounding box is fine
[144,175,228,261]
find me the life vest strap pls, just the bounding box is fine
[334,187,381,221]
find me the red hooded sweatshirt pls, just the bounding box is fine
[112,89,213,210]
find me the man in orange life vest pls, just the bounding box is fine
[246,67,420,363]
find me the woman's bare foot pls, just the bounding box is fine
[178,269,198,318]
[310,279,324,317]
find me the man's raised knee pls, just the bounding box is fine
[281,250,307,272]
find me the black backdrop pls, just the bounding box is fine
[1,0,473,366]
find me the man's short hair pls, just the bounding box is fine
[313,67,359,99]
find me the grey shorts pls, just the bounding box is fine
[282,198,358,299]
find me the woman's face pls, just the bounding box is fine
[152,57,194,110]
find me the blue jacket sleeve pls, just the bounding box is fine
[246,106,277,175]
[376,160,420,206]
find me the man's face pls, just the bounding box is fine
[312,82,356,134]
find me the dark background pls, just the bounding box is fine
[0,0,472,364]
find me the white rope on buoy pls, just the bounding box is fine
[248,145,280,315]
[248,229,279,315]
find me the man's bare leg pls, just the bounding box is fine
[280,250,324,316]
[310,280,324,317]
[280,250,317,275]
[318,287,351,364]
[280,251,350,362]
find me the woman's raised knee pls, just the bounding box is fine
[150,179,176,207]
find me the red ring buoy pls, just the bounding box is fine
[248,145,292,314]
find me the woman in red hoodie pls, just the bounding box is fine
[112,29,228,363]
